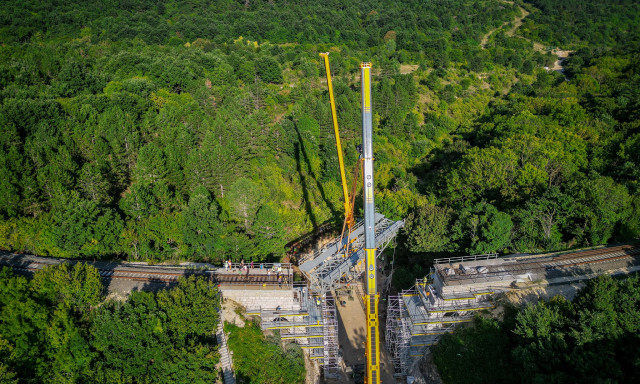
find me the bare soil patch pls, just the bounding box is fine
[400,64,419,74]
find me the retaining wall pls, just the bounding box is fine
[220,287,300,311]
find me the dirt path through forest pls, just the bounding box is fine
[480,0,573,70]
[480,0,521,48]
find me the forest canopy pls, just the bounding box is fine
[0,0,638,280]
[0,265,221,383]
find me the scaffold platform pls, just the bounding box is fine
[385,277,495,376]
[249,287,340,379]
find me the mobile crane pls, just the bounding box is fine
[360,62,381,384]
[318,54,380,384]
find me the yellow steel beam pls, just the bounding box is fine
[281,335,324,340]
[266,324,324,330]
[365,246,380,384]
[414,319,473,325]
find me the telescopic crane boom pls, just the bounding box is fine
[361,62,381,384]
[319,52,355,230]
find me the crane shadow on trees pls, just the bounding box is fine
[293,124,339,231]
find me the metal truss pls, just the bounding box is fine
[300,213,405,293]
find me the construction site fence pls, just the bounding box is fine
[221,262,292,271]
[218,282,294,290]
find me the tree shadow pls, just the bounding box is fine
[293,123,340,231]
[294,141,318,230]
[408,140,469,200]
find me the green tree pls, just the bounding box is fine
[405,204,452,253]
[182,186,224,260]
[453,202,513,254]
[31,263,102,313]
[572,174,632,245]
[227,178,264,230]
[90,277,220,383]
[511,297,573,383]
[135,142,167,185]
[226,321,305,384]
[45,193,123,258]
[254,56,283,83]
[119,183,158,221]
[513,187,576,252]
[78,162,112,205]
[432,316,516,384]
[0,264,104,383]
[0,337,18,384]
[251,204,286,259]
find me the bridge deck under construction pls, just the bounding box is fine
[386,242,640,377]
[432,243,640,295]
[298,213,404,293]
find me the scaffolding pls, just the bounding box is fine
[322,293,339,379]
[385,276,495,376]
[384,295,410,377]
[250,286,341,377]
[290,213,404,378]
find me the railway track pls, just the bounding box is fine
[0,254,292,287]
[440,243,640,283]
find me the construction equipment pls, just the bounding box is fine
[360,62,381,384]
[241,56,401,382]
[319,52,355,230]
[297,57,399,382]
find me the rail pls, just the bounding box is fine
[0,254,295,288]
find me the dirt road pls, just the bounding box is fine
[335,284,398,383]
[480,1,524,48]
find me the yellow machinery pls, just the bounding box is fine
[360,62,380,384]
[318,54,380,384]
[319,52,355,230]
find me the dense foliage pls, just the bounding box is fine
[225,321,306,384]
[0,0,638,281]
[0,0,521,263]
[0,0,516,50]
[432,274,640,383]
[520,0,640,48]
[0,266,221,383]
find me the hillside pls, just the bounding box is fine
[0,0,638,285]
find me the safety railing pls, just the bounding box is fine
[433,253,498,265]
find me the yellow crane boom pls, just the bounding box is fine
[319,52,354,230]
[360,62,380,384]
